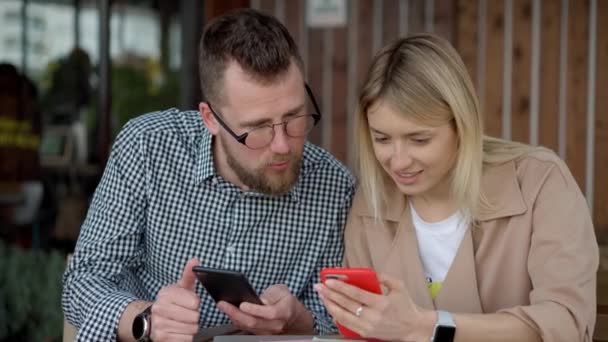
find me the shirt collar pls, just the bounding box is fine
[194,128,301,203]
[194,128,215,183]
[351,159,527,222]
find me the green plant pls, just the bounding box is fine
[0,241,65,341]
[83,62,181,140]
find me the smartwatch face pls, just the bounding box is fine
[435,326,456,341]
[132,315,145,339]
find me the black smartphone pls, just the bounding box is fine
[192,266,263,307]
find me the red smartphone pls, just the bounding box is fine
[320,267,382,339]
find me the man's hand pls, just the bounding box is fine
[216,284,314,335]
[149,258,201,342]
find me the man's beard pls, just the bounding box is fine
[224,142,302,195]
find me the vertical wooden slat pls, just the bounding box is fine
[300,0,308,74]
[425,0,435,32]
[565,0,589,190]
[307,27,324,146]
[331,26,348,162]
[354,0,374,163]
[529,0,540,145]
[400,0,410,36]
[207,0,249,18]
[585,0,597,210]
[257,0,275,14]
[476,0,487,110]
[538,0,561,152]
[501,0,513,140]
[383,0,401,44]
[434,0,456,43]
[594,0,608,239]
[358,0,374,88]
[510,0,532,144]
[347,0,359,167]
[274,0,285,22]
[322,31,333,150]
[557,0,568,159]
[483,0,505,137]
[408,0,426,34]
[372,0,383,52]
[455,0,478,97]
[284,0,302,54]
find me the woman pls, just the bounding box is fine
[314,34,598,342]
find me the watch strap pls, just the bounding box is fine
[437,310,455,326]
[431,310,456,342]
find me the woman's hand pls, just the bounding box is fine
[314,274,436,342]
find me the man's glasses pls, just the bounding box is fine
[207,84,321,150]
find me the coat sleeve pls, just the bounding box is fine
[498,161,599,342]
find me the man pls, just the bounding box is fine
[62,8,355,342]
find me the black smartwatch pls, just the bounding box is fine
[431,310,456,342]
[132,305,152,341]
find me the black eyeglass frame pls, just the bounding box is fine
[206,83,322,149]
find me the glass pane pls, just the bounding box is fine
[108,1,181,138]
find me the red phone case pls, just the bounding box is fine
[320,267,382,339]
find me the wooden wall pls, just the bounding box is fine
[208,0,608,239]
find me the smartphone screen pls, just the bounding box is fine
[192,266,263,307]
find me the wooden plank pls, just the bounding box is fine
[510,0,532,144]
[595,314,608,341]
[408,0,426,34]
[257,0,275,15]
[565,0,589,191]
[597,264,608,340]
[594,0,608,241]
[434,0,456,43]
[331,27,348,163]
[357,0,374,88]
[482,0,505,138]
[383,0,401,44]
[538,0,561,153]
[284,0,302,50]
[307,27,324,147]
[205,0,249,19]
[454,0,479,94]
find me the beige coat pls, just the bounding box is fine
[344,150,598,341]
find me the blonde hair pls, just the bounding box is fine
[356,34,538,221]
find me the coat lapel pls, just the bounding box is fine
[380,204,435,310]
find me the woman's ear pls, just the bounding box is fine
[199,102,220,135]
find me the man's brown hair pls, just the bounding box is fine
[198,8,304,105]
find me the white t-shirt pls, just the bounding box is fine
[410,203,468,288]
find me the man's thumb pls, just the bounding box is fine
[178,257,200,291]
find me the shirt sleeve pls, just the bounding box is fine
[497,162,599,342]
[300,180,355,334]
[62,123,148,341]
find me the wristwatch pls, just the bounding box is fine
[132,305,152,341]
[430,310,456,342]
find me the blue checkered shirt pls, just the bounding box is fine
[62,108,355,341]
